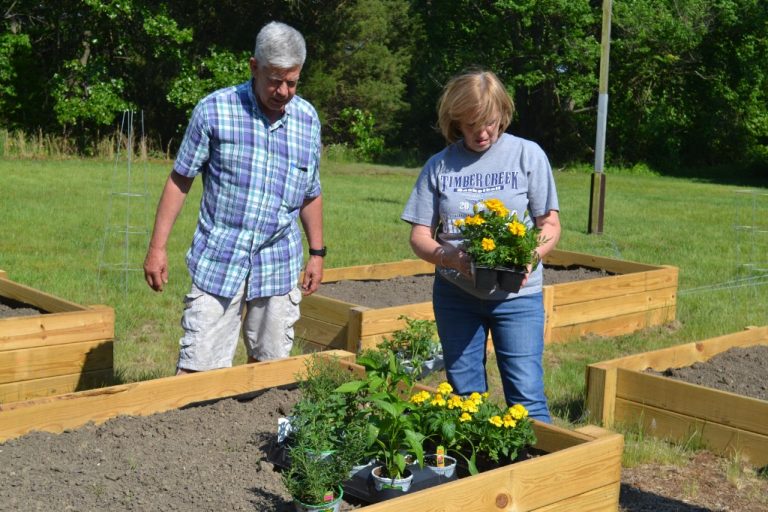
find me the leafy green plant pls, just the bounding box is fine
[281,432,349,507]
[378,316,440,376]
[336,350,425,479]
[454,198,544,269]
[409,381,536,474]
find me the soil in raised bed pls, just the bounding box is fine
[318,265,610,309]
[646,344,768,401]
[0,297,42,318]
[1,347,767,511]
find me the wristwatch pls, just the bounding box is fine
[308,246,327,257]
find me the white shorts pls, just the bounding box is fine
[176,281,302,371]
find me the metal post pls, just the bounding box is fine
[588,0,612,234]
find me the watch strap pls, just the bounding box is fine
[308,246,327,257]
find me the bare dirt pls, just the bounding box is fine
[1,269,767,511]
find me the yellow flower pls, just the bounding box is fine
[431,393,447,407]
[437,382,454,395]
[410,390,431,405]
[459,412,472,422]
[507,221,526,237]
[484,198,509,217]
[482,392,490,399]
[464,214,486,226]
[502,414,517,428]
[447,395,463,410]
[509,404,528,420]
[460,399,479,414]
[453,218,465,227]
[481,238,496,251]
[489,415,503,427]
[468,392,483,404]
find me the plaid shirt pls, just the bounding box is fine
[174,80,321,299]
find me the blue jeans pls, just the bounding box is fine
[432,276,551,423]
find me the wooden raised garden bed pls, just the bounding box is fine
[586,326,768,467]
[0,270,114,404]
[0,350,624,511]
[297,249,678,352]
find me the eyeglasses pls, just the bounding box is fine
[267,76,299,89]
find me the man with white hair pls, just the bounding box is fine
[144,21,324,374]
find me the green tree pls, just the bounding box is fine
[294,0,417,148]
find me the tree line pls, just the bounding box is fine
[2,0,766,170]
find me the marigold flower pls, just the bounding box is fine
[454,218,465,227]
[459,412,472,422]
[431,393,447,407]
[437,382,454,395]
[502,414,517,428]
[410,390,431,405]
[509,404,528,420]
[460,399,479,414]
[468,392,483,404]
[507,221,526,237]
[484,198,509,217]
[481,238,496,251]
[447,395,463,410]
[489,415,503,427]
[464,214,485,226]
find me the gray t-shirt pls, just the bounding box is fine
[402,133,559,299]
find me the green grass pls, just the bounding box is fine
[1,157,767,416]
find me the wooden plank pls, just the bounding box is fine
[0,278,86,313]
[0,306,115,348]
[321,260,435,282]
[0,350,356,442]
[552,287,676,327]
[543,248,661,273]
[591,326,768,371]
[294,316,347,349]
[363,433,622,512]
[299,294,357,324]
[0,368,113,404]
[357,302,435,337]
[584,365,617,427]
[532,482,620,511]
[551,267,677,305]
[0,270,6,279]
[616,369,768,435]
[531,420,593,453]
[0,339,113,384]
[615,398,768,466]
[549,306,675,344]
[347,307,365,353]
[542,286,554,343]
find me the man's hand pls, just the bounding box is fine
[144,245,169,292]
[301,255,324,295]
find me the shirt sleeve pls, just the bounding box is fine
[523,141,559,218]
[174,100,211,178]
[401,155,441,229]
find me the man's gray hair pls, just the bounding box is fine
[254,21,306,69]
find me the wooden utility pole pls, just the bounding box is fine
[589,0,612,234]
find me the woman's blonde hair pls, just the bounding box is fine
[437,70,514,144]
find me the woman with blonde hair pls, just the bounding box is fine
[401,69,561,422]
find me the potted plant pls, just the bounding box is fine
[453,198,546,292]
[377,316,442,379]
[336,350,426,494]
[409,381,537,475]
[281,432,350,512]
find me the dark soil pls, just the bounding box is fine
[647,345,768,402]
[318,265,609,308]
[1,270,767,511]
[0,297,42,318]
